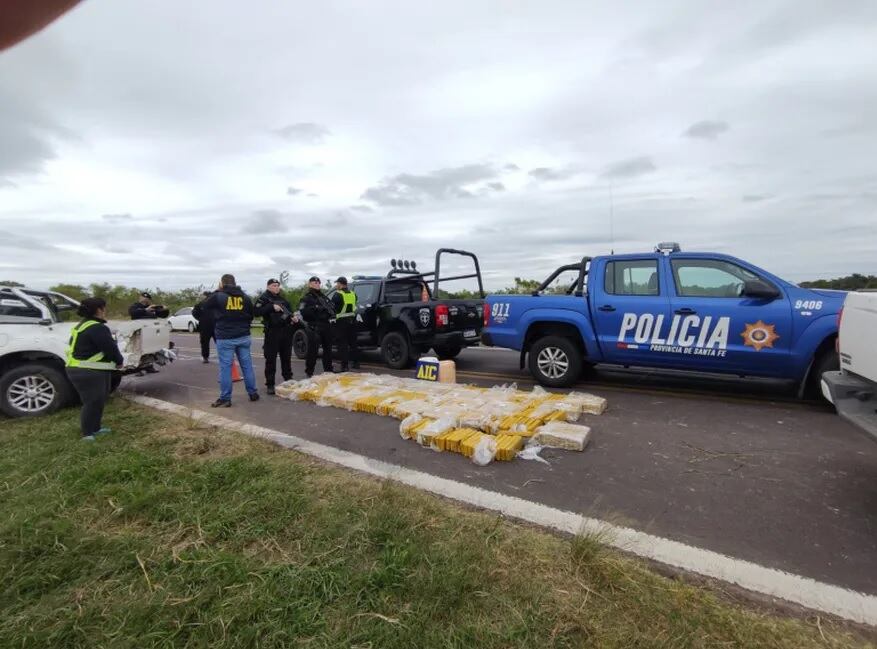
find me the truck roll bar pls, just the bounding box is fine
[534,257,591,297]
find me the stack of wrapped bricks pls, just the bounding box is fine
[275,373,606,464]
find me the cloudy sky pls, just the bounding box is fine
[1,0,875,292]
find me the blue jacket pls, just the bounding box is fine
[202,285,254,340]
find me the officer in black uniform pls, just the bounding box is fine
[192,291,216,363]
[254,278,298,394]
[299,276,335,378]
[128,292,168,319]
[331,277,359,371]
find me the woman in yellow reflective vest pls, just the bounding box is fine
[65,297,125,441]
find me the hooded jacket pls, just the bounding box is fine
[202,285,254,339]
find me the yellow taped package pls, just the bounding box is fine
[415,418,455,447]
[459,431,489,458]
[353,394,388,414]
[400,415,432,440]
[494,434,524,461]
[532,422,591,451]
[434,427,480,454]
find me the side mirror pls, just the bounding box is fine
[742,279,780,299]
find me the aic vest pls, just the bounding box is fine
[65,320,117,370]
[337,289,357,318]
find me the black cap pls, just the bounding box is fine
[140,292,151,299]
[308,276,321,283]
[335,276,348,285]
[267,278,280,286]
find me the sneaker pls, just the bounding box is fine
[211,399,231,408]
[266,386,276,395]
[202,358,209,364]
[96,427,112,436]
[248,392,260,402]
[339,365,349,373]
[82,435,96,442]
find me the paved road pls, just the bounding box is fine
[125,335,877,594]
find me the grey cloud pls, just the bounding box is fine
[350,204,374,213]
[601,156,657,179]
[287,186,303,196]
[361,163,502,206]
[683,120,730,140]
[486,182,505,192]
[528,166,580,181]
[242,209,288,234]
[273,122,330,144]
[504,163,520,171]
[102,213,133,222]
[307,193,319,198]
[742,194,772,203]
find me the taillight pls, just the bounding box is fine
[483,304,489,327]
[435,304,449,328]
[836,306,843,353]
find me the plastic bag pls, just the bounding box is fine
[516,445,550,465]
[471,436,497,466]
[416,417,456,448]
[399,413,424,439]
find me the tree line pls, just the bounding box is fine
[2,273,874,317]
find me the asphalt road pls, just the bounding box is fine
[124,335,877,595]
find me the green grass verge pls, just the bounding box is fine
[0,401,872,648]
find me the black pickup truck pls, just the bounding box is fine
[292,248,486,369]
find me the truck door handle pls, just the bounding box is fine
[674,307,697,315]
[598,305,616,312]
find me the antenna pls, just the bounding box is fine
[609,180,615,255]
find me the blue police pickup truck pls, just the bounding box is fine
[482,243,843,398]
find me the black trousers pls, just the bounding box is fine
[199,327,215,360]
[66,367,112,437]
[263,327,293,387]
[305,324,333,375]
[334,317,358,368]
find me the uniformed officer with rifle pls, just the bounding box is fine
[254,278,298,394]
[299,276,335,378]
[331,276,359,372]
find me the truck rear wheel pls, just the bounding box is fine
[528,336,582,388]
[381,331,416,369]
[0,363,73,418]
[293,329,309,360]
[433,345,461,360]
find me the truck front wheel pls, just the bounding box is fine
[528,336,582,388]
[806,348,840,401]
[0,363,73,418]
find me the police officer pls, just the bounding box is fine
[299,276,334,378]
[128,292,169,319]
[192,290,216,363]
[254,278,298,394]
[331,277,359,372]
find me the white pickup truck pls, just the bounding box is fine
[821,291,877,441]
[0,286,174,418]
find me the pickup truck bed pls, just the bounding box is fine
[821,291,877,440]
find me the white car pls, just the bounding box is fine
[0,286,173,417]
[168,307,199,332]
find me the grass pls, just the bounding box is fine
[0,402,873,649]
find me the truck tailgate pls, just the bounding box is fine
[444,300,483,335]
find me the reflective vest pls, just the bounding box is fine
[65,320,117,370]
[337,289,357,318]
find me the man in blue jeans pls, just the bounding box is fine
[200,274,260,407]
